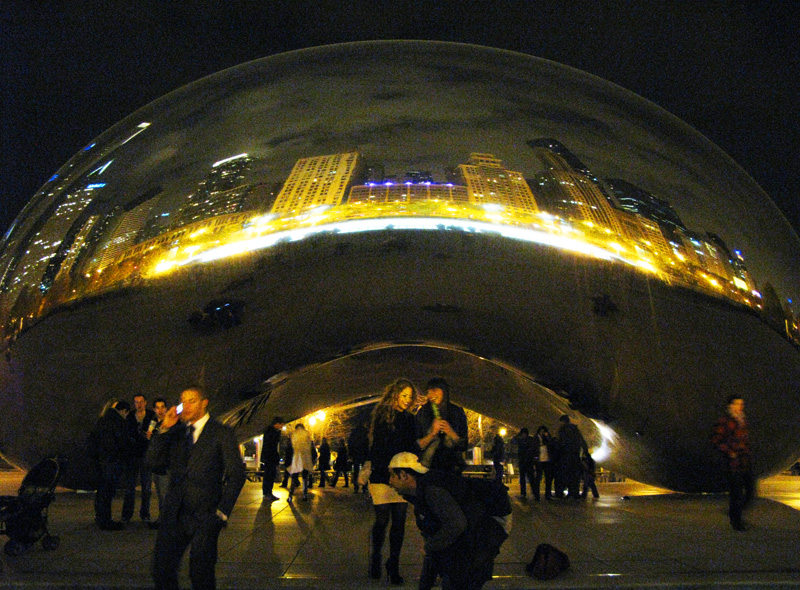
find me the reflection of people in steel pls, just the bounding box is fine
[365,379,418,585]
[712,396,755,531]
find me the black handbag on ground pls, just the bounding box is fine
[525,543,570,580]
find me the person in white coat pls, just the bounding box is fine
[287,424,314,503]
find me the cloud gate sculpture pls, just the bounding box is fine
[1,41,799,492]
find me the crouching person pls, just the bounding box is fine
[388,452,510,590]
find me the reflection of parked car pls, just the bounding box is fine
[188,299,244,332]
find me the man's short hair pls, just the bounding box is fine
[134,393,146,400]
[389,452,429,474]
[519,427,529,436]
[559,414,570,423]
[115,400,131,412]
[153,397,167,407]
[183,386,207,400]
[726,395,743,406]
[271,416,285,426]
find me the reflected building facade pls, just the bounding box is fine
[0,42,798,492]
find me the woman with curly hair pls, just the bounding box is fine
[364,378,418,585]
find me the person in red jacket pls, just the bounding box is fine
[711,396,754,531]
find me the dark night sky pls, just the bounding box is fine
[2,1,799,241]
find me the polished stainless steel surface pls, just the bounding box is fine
[1,41,798,491]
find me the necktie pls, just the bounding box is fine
[186,424,195,447]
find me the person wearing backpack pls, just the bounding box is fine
[388,452,511,590]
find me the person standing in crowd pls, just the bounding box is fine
[331,439,350,487]
[280,435,293,488]
[533,425,554,501]
[91,400,131,530]
[555,415,588,499]
[261,416,285,501]
[287,424,314,503]
[364,379,419,585]
[122,394,158,524]
[149,397,170,529]
[515,428,536,499]
[145,387,246,590]
[348,420,370,493]
[490,432,505,482]
[416,377,468,471]
[317,437,331,488]
[388,452,510,590]
[146,387,245,590]
[712,396,755,531]
[581,454,599,499]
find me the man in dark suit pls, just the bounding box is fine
[261,415,285,501]
[146,387,246,590]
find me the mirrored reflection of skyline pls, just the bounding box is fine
[0,42,797,347]
[2,137,798,348]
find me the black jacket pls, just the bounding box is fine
[127,409,158,458]
[91,409,131,465]
[261,425,282,466]
[368,411,417,484]
[415,401,469,471]
[146,418,246,522]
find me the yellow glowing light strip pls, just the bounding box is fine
[169,217,653,271]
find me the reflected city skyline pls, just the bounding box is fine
[1,137,797,347]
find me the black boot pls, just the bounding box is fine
[385,556,404,585]
[369,550,382,579]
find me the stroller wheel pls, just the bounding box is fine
[42,534,60,551]
[4,539,31,556]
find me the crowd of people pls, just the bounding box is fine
[89,387,245,590]
[513,415,597,501]
[87,382,751,589]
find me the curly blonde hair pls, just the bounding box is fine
[369,378,417,444]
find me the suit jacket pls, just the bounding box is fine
[145,417,246,523]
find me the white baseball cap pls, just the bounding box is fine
[388,452,429,473]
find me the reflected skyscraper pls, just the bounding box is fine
[458,153,538,214]
[271,152,360,215]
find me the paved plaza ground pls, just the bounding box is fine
[1,470,800,589]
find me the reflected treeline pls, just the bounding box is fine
[1,139,798,347]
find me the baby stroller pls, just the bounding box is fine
[0,456,61,556]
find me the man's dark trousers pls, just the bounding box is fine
[122,455,152,520]
[153,508,223,590]
[728,470,755,527]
